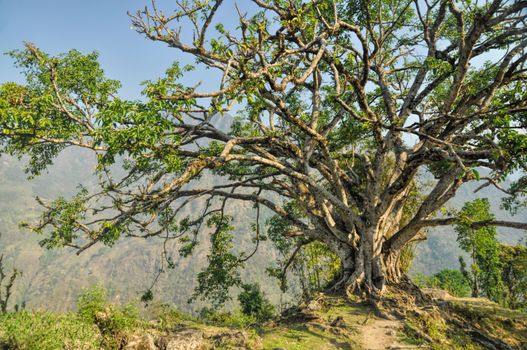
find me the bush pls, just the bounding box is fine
[237,283,275,322]
[433,269,471,297]
[76,285,141,348]
[199,307,257,328]
[147,302,193,330]
[0,285,142,350]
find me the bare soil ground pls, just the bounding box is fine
[360,318,406,349]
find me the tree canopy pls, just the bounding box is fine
[1,0,527,297]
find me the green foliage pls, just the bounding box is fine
[299,241,341,296]
[267,201,303,255]
[29,186,90,248]
[199,307,257,328]
[0,47,120,177]
[266,200,341,297]
[433,269,471,298]
[0,311,100,350]
[76,285,141,348]
[76,284,108,323]
[191,214,243,309]
[413,269,471,297]
[0,45,198,251]
[147,302,194,331]
[0,253,21,314]
[237,283,275,322]
[267,220,341,298]
[502,176,527,214]
[455,199,504,301]
[500,243,527,310]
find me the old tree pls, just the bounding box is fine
[1,0,527,297]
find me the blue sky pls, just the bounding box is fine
[0,0,241,100]
[0,1,502,103]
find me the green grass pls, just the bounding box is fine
[447,298,527,347]
[401,297,527,350]
[1,292,524,350]
[0,311,101,350]
[260,297,365,350]
[261,324,352,350]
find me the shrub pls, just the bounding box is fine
[0,311,100,350]
[432,269,471,297]
[412,269,470,297]
[199,307,257,328]
[76,285,141,348]
[76,284,108,323]
[148,302,193,330]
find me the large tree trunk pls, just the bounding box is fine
[325,228,404,296]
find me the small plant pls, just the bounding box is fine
[147,302,193,330]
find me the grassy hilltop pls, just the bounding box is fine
[1,284,525,349]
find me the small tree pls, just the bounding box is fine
[456,199,503,301]
[0,254,20,314]
[0,232,21,314]
[500,243,527,310]
[237,283,274,321]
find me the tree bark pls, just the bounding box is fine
[325,228,404,296]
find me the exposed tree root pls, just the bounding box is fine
[366,297,394,321]
[447,318,514,350]
[282,280,525,349]
[376,282,523,349]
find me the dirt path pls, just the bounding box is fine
[360,317,406,350]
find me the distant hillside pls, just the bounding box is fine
[410,176,526,275]
[0,149,287,313]
[0,146,525,312]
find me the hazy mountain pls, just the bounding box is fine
[410,176,526,275]
[0,139,525,311]
[0,148,287,313]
